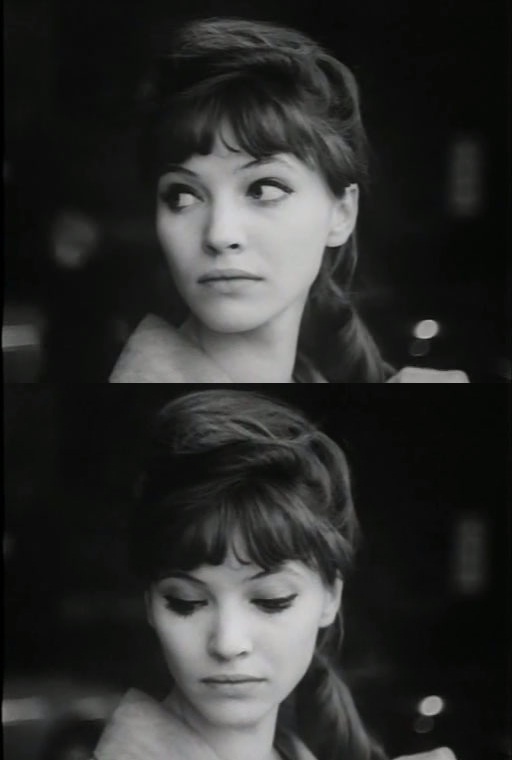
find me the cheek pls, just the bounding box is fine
[294,213,331,262]
[287,618,321,657]
[270,610,322,680]
[153,617,200,677]
[156,214,196,270]
[265,208,328,279]
[156,211,173,249]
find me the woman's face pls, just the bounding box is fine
[155,125,358,334]
[146,548,342,731]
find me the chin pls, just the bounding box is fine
[197,698,275,729]
[192,305,273,335]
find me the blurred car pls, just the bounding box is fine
[2,674,122,760]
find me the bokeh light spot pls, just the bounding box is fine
[413,320,440,340]
[418,695,445,716]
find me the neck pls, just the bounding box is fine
[180,305,304,383]
[166,691,281,760]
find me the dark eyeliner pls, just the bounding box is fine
[159,183,200,211]
[253,593,298,612]
[249,178,293,196]
[163,595,206,616]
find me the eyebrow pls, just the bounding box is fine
[162,155,294,179]
[158,567,291,587]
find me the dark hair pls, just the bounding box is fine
[130,389,388,760]
[136,17,393,383]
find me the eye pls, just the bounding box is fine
[252,593,298,613]
[159,184,201,211]
[163,595,207,617]
[248,179,293,203]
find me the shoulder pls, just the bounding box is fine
[109,315,186,383]
[92,689,218,759]
[109,315,230,383]
[92,689,172,759]
[386,367,470,383]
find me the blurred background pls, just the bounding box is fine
[3,385,510,760]
[3,0,510,382]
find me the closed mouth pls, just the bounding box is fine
[202,676,265,684]
[198,270,263,283]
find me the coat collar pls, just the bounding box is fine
[109,315,327,383]
[92,689,319,760]
[109,316,233,383]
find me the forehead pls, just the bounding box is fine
[157,557,316,589]
[177,143,299,175]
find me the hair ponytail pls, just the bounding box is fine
[294,651,388,760]
[298,235,394,383]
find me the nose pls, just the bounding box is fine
[207,604,252,661]
[203,195,247,255]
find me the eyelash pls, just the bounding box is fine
[163,593,298,617]
[248,179,293,202]
[159,179,293,212]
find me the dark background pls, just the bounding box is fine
[4,0,511,382]
[4,386,511,759]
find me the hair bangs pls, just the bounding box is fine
[145,73,348,185]
[147,475,339,584]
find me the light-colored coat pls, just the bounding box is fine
[91,689,319,760]
[109,315,328,383]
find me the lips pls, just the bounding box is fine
[201,675,265,684]
[198,268,263,283]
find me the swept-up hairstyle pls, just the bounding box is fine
[130,389,388,760]
[136,17,393,383]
